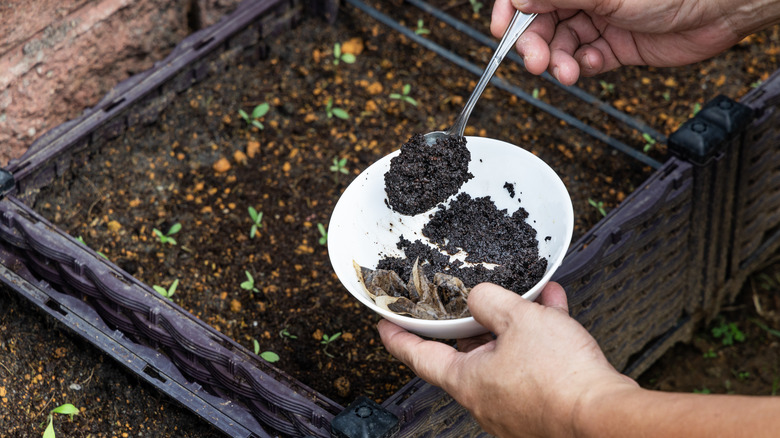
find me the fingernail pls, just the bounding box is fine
[552,66,560,80]
[580,54,593,71]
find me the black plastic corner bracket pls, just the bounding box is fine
[331,396,400,438]
[668,95,754,166]
[0,168,15,198]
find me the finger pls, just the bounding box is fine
[490,0,517,38]
[457,332,496,353]
[512,0,620,15]
[535,281,569,313]
[377,319,460,386]
[548,11,604,84]
[467,283,529,335]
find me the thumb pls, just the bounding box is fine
[467,283,533,335]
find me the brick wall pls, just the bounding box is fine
[0,0,242,166]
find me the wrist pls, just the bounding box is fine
[568,376,641,438]
[729,0,780,37]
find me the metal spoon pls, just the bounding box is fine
[424,10,536,145]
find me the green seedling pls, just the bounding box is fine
[43,403,79,438]
[153,279,179,299]
[750,318,780,339]
[662,91,671,101]
[599,80,615,96]
[693,387,711,394]
[691,102,702,117]
[711,317,746,346]
[248,206,263,238]
[321,331,342,358]
[153,223,181,245]
[76,235,107,259]
[642,132,657,153]
[735,370,751,380]
[414,19,430,35]
[252,339,280,363]
[317,223,328,246]
[280,327,298,340]
[469,0,484,14]
[772,376,779,396]
[389,84,418,106]
[330,157,349,182]
[703,348,717,359]
[241,271,259,294]
[751,79,763,88]
[588,198,607,217]
[325,97,349,120]
[333,43,356,65]
[531,88,540,99]
[238,102,270,130]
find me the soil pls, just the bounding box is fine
[377,193,547,295]
[1,0,779,436]
[384,133,472,215]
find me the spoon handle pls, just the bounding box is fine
[449,10,536,137]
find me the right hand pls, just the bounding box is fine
[492,0,777,85]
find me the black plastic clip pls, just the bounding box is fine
[0,168,15,199]
[668,95,754,166]
[331,396,400,438]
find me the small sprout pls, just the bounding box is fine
[750,318,780,338]
[321,331,342,358]
[702,348,717,359]
[76,235,108,259]
[153,279,179,299]
[751,79,763,88]
[414,19,430,35]
[317,223,328,246]
[280,328,298,340]
[531,88,540,99]
[253,339,280,363]
[598,80,615,96]
[662,91,671,101]
[43,403,79,438]
[736,371,751,380]
[691,102,702,117]
[153,223,181,246]
[642,132,657,153]
[711,317,745,346]
[693,387,711,394]
[330,157,349,182]
[389,84,418,106]
[325,97,350,120]
[333,43,356,65]
[241,271,259,294]
[588,198,607,217]
[238,102,270,130]
[248,206,263,238]
[469,0,484,14]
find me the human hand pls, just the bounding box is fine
[378,282,638,437]
[491,0,780,85]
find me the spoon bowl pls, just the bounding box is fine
[328,137,574,339]
[422,10,536,146]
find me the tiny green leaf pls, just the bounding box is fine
[253,339,260,355]
[341,53,356,64]
[332,108,350,120]
[402,84,411,95]
[260,351,280,362]
[43,417,55,438]
[51,404,79,416]
[252,103,270,119]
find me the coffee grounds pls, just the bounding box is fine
[377,193,547,294]
[384,133,473,215]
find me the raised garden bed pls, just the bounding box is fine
[1,0,780,436]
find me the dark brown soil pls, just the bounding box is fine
[384,133,472,215]
[2,1,779,436]
[377,193,547,294]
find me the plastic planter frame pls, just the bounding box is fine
[2,0,780,436]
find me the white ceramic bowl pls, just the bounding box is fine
[328,136,574,339]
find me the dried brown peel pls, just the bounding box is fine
[353,260,471,320]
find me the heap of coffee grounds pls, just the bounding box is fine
[384,133,473,215]
[377,193,547,294]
